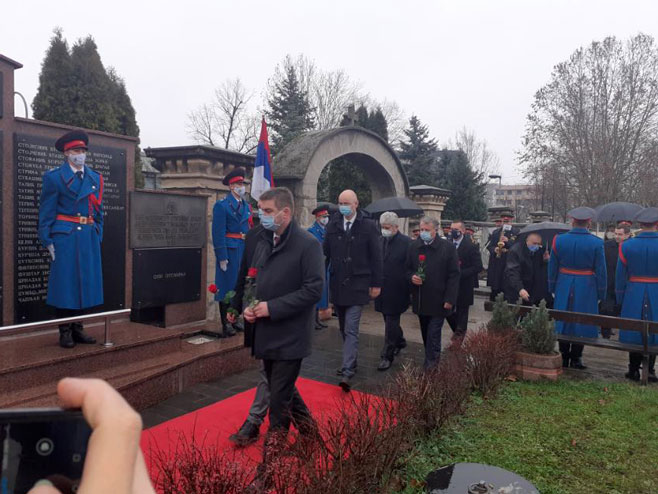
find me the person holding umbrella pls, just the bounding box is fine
[548,207,607,369]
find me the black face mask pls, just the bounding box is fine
[450,229,462,240]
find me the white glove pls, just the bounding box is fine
[47,244,55,261]
[219,260,228,271]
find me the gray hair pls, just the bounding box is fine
[420,216,439,229]
[380,211,399,226]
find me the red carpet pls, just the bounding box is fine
[141,378,370,480]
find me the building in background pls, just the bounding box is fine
[486,183,541,222]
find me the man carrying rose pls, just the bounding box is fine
[407,216,460,369]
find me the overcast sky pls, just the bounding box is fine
[3,0,657,183]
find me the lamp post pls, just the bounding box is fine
[488,174,502,206]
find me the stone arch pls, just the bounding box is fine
[272,127,409,225]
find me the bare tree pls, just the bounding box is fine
[187,78,259,153]
[520,34,658,209]
[450,126,501,180]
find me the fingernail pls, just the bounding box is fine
[33,479,54,488]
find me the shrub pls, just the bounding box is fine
[520,299,557,354]
[462,328,519,397]
[487,292,519,333]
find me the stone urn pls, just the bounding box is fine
[514,351,562,381]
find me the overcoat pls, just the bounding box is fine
[486,225,520,291]
[503,242,551,306]
[212,193,251,300]
[374,232,412,315]
[548,228,606,338]
[454,236,483,308]
[615,232,658,345]
[38,163,104,309]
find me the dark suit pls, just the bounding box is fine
[446,235,483,335]
[601,239,621,337]
[486,225,520,300]
[503,242,551,307]
[374,232,411,361]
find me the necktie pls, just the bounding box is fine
[75,171,83,180]
[454,241,459,248]
[346,221,351,232]
[273,235,280,246]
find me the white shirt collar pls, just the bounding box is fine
[70,164,84,177]
[343,215,355,230]
[454,235,464,248]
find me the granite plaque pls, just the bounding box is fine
[14,133,127,323]
[130,191,206,248]
[132,248,201,308]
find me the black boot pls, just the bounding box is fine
[229,420,260,447]
[59,324,75,349]
[219,303,236,338]
[561,354,570,368]
[71,322,96,344]
[625,368,641,381]
[570,357,587,370]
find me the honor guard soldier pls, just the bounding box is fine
[212,167,252,337]
[308,205,331,330]
[616,207,658,382]
[486,209,520,301]
[548,207,607,369]
[38,130,104,349]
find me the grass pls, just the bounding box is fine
[399,379,658,494]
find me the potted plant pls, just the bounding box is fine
[515,299,562,381]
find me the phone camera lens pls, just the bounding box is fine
[36,438,54,456]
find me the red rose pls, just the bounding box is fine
[419,254,426,262]
[208,284,218,294]
[247,267,258,278]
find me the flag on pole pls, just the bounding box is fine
[251,118,274,201]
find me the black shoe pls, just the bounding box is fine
[222,325,237,338]
[394,340,407,356]
[71,323,96,344]
[232,322,244,333]
[562,356,570,368]
[377,358,392,371]
[59,324,75,349]
[625,369,641,382]
[339,376,351,392]
[336,363,357,376]
[570,358,587,370]
[229,420,260,447]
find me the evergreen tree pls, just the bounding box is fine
[32,28,74,122]
[368,107,389,142]
[398,116,440,186]
[266,63,315,155]
[440,150,488,221]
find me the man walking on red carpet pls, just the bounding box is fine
[231,187,324,479]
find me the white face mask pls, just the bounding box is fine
[381,228,394,238]
[69,153,86,168]
[233,186,246,197]
[319,216,329,226]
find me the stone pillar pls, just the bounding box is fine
[409,185,451,224]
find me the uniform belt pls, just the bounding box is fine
[225,233,246,240]
[629,276,658,283]
[56,214,95,225]
[559,268,594,276]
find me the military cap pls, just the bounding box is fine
[55,130,89,152]
[567,206,596,221]
[634,207,658,224]
[312,205,329,216]
[465,223,475,233]
[222,167,247,186]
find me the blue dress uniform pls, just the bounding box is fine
[38,130,102,348]
[548,207,606,368]
[308,220,330,309]
[615,207,658,380]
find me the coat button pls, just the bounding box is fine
[77,226,82,231]
[77,212,81,216]
[92,185,96,189]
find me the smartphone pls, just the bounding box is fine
[0,409,91,494]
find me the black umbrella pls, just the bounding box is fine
[364,196,424,218]
[517,221,570,249]
[594,202,643,223]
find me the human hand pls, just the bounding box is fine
[500,236,508,243]
[443,302,453,310]
[47,244,55,261]
[411,275,423,286]
[543,251,550,261]
[253,302,270,318]
[227,312,237,324]
[27,378,155,494]
[519,289,530,302]
[369,287,381,299]
[243,307,257,323]
[219,260,228,271]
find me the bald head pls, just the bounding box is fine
[338,189,358,220]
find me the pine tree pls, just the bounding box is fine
[32,28,74,122]
[368,107,389,142]
[398,116,439,186]
[441,150,488,220]
[266,63,315,155]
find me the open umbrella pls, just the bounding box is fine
[364,196,424,218]
[517,221,570,249]
[594,202,643,223]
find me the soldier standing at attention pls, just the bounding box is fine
[616,207,658,382]
[548,207,607,369]
[307,205,331,330]
[486,209,519,301]
[212,167,252,338]
[38,130,103,348]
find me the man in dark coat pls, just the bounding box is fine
[38,130,103,348]
[230,187,323,463]
[600,224,630,338]
[374,212,411,371]
[503,232,552,307]
[446,220,483,338]
[486,210,520,301]
[324,189,383,391]
[407,216,460,369]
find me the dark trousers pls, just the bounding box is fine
[629,353,656,373]
[55,308,85,329]
[418,315,445,369]
[263,359,311,432]
[446,305,469,335]
[380,314,406,361]
[559,341,584,360]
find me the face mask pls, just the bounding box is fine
[233,186,246,197]
[605,232,615,240]
[319,216,329,226]
[381,228,393,238]
[339,205,353,217]
[69,153,86,168]
[450,229,462,240]
[528,244,541,253]
[259,209,282,232]
[420,231,433,243]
